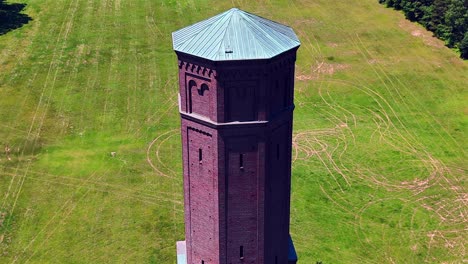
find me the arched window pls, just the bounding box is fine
[188,80,197,113]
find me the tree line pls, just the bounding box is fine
[379,0,468,59]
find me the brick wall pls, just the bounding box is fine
[178,51,297,264]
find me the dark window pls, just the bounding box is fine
[227,82,255,122]
[240,246,244,259]
[283,77,289,107]
[239,154,244,169]
[188,80,197,113]
[276,144,280,160]
[237,87,246,98]
[275,256,278,264]
[199,148,203,163]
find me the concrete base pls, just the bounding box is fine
[176,241,187,264]
[176,236,297,264]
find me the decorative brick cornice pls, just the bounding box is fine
[268,54,296,73]
[178,60,215,79]
[217,54,296,80]
[187,126,212,137]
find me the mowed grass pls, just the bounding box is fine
[0,0,466,263]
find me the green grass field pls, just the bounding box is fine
[0,0,466,263]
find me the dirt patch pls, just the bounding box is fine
[0,211,5,228]
[296,61,350,81]
[449,57,465,66]
[398,20,445,49]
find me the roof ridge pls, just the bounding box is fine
[239,11,284,53]
[172,8,301,61]
[215,8,237,59]
[193,10,234,58]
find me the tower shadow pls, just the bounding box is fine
[0,0,32,35]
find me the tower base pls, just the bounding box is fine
[176,240,187,264]
[176,235,298,264]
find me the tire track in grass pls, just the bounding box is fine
[1,2,73,210]
[317,83,354,185]
[354,34,464,152]
[144,0,185,244]
[294,75,463,260]
[155,131,180,179]
[13,170,101,263]
[98,0,113,130]
[293,128,349,193]
[363,25,466,152]
[101,54,116,129]
[0,0,45,87]
[2,69,39,152]
[1,169,182,205]
[338,82,464,260]
[121,0,138,135]
[78,0,104,130]
[295,82,357,186]
[146,129,179,180]
[5,0,80,220]
[124,0,142,136]
[292,8,466,262]
[326,78,423,157]
[348,36,426,151]
[145,2,163,39]
[53,0,93,136]
[13,166,183,263]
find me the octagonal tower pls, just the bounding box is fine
[173,8,300,264]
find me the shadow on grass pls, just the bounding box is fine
[0,0,32,35]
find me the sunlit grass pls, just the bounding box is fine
[0,0,466,263]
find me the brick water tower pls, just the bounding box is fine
[172,8,300,264]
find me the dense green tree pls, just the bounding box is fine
[431,0,448,30]
[379,0,468,59]
[460,31,468,58]
[445,0,468,47]
[431,0,450,37]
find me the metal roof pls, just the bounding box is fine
[172,8,300,61]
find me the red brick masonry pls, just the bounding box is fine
[176,49,299,264]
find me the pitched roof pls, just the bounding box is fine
[172,8,300,61]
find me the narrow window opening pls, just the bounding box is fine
[276,144,280,160]
[199,148,203,163]
[275,256,278,264]
[188,80,196,113]
[239,154,244,169]
[283,77,289,107]
[240,246,244,260]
